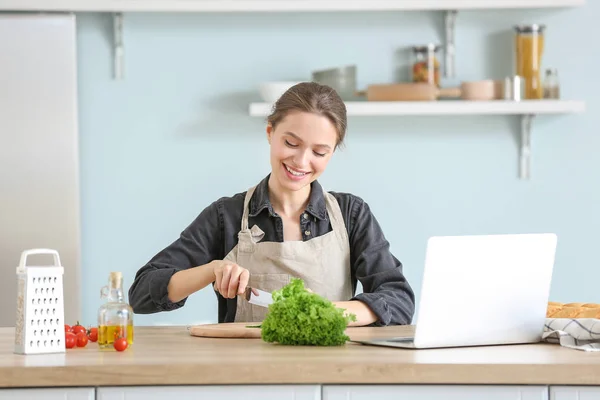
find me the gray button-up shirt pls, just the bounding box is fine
[128,174,415,326]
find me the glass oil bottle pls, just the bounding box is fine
[98,271,134,348]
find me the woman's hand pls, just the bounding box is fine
[333,300,378,327]
[167,260,251,303]
[211,260,250,298]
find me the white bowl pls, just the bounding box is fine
[259,81,302,103]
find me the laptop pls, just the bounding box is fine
[353,233,557,349]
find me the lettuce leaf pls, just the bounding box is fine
[260,278,356,346]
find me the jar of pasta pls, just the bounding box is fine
[514,24,546,99]
[411,44,441,86]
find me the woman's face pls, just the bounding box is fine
[267,110,338,193]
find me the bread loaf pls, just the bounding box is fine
[546,302,600,318]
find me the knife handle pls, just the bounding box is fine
[243,287,259,301]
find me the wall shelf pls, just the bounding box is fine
[249,100,585,181]
[0,0,584,81]
[249,100,585,117]
[0,0,585,181]
[0,0,586,12]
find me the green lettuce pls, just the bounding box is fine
[260,278,356,346]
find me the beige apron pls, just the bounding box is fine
[223,184,353,323]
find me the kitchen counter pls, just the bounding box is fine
[1,325,600,390]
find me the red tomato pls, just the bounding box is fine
[71,324,86,335]
[76,332,88,347]
[87,327,98,343]
[65,332,76,349]
[113,337,128,352]
[64,324,71,333]
[113,327,125,339]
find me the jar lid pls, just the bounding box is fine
[514,24,546,33]
[412,44,441,53]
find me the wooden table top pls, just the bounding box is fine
[1,325,600,388]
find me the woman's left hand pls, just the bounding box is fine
[333,300,378,327]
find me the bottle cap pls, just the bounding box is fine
[109,271,123,287]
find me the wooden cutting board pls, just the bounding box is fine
[361,83,461,101]
[189,323,416,346]
[188,323,413,341]
[189,322,263,339]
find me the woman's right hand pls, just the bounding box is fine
[211,260,250,299]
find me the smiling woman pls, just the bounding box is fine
[128,82,416,327]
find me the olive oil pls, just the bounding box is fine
[97,272,134,349]
[98,324,134,347]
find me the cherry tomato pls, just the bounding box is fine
[113,327,125,339]
[76,332,88,347]
[71,324,86,335]
[64,324,71,333]
[87,327,98,343]
[65,332,76,349]
[113,337,128,352]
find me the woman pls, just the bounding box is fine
[128,82,415,326]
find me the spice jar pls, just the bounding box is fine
[514,24,546,99]
[543,68,560,99]
[411,44,441,86]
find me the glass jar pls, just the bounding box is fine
[411,44,441,86]
[543,68,560,99]
[97,271,134,349]
[515,24,546,99]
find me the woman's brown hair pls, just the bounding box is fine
[267,82,347,149]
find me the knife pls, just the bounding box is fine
[243,287,273,308]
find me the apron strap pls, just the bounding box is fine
[322,189,347,238]
[240,185,258,231]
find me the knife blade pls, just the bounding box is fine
[244,287,273,308]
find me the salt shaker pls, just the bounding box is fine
[543,68,560,99]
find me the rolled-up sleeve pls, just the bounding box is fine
[348,197,415,326]
[128,200,222,314]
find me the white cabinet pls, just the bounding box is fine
[9,384,600,400]
[550,386,600,400]
[0,388,94,400]
[323,385,548,400]
[97,385,320,400]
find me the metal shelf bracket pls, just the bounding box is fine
[444,10,457,78]
[113,12,124,79]
[519,114,534,180]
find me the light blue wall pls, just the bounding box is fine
[77,5,598,327]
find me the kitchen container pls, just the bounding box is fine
[14,248,66,355]
[460,80,502,100]
[311,65,357,100]
[259,82,302,103]
[411,44,442,87]
[515,24,546,99]
[504,75,525,101]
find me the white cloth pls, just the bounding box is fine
[543,318,600,351]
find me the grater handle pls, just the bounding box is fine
[17,248,62,273]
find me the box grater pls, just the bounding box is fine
[14,249,66,355]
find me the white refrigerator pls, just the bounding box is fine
[0,13,81,326]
